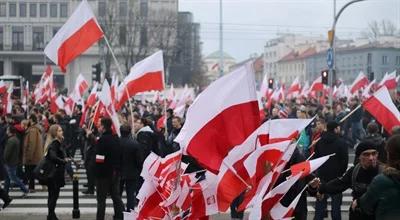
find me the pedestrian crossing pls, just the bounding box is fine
[1,153,356,218]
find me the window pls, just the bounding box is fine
[98,2,106,16]
[382,55,388,65]
[119,1,127,17]
[0,27,3,50]
[0,3,6,17]
[20,3,27,17]
[12,26,24,51]
[140,0,148,17]
[32,27,44,50]
[140,27,147,47]
[29,3,37,17]
[396,56,400,65]
[40,3,47,17]
[9,3,16,17]
[119,26,126,45]
[60,3,67,17]
[50,3,57,17]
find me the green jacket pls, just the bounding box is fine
[358,167,400,220]
[4,135,21,166]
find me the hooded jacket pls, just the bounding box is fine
[314,131,349,182]
[358,167,400,220]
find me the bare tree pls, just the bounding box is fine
[362,20,399,41]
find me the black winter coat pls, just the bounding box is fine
[47,139,67,187]
[95,130,122,179]
[314,131,349,182]
[120,135,144,180]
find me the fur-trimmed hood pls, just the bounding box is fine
[384,167,400,184]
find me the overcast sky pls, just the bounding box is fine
[179,0,400,61]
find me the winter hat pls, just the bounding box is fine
[326,121,339,132]
[355,141,378,158]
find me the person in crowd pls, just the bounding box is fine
[348,98,365,144]
[359,122,386,163]
[166,116,183,152]
[95,118,124,220]
[3,126,29,196]
[353,135,400,219]
[134,117,160,156]
[313,121,349,220]
[271,107,280,119]
[311,140,384,220]
[82,126,97,195]
[46,124,70,220]
[309,118,326,155]
[296,106,312,157]
[120,124,143,211]
[166,108,174,136]
[23,114,44,192]
[0,185,12,210]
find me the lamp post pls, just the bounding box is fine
[328,0,366,105]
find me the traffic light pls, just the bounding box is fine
[92,63,102,83]
[268,78,274,89]
[321,70,329,85]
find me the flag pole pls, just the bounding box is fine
[103,35,124,78]
[88,101,100,131]
[339,104,362,124]
[222,161,252,189]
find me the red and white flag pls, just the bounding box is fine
[379,71,397,90]
[86,82,98,107]
[0,81,6,94]
[175,62,260,174]
[290,154,333,178]
[75,74,89,98]
[300,81,310,98]
[117,51,165,110]
[99,81,121,136]
[249,173,302,220]
[350,71,369,94]
[309,76,323,92]
[44,1,104,72]
[362,79,376,99]
[363,86,400,134]
[287,76,301,97]
[216,118,313,211]
[189,172,219,219]
[260,74,270,98]
[110,73,119,106]
[270,185,308,220]
[5,83,13,114]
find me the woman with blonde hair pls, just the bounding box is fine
[46,124,70,220]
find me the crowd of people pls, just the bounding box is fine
[0,93,399,220]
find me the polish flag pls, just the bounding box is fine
[378,71,397,90]
[350,71,369,94]
[270,185,308,220]
[99,81,121,136]
[300,81,310,98]
[260,74,269,98]
[22,81,29,111]
[216,119,313,211]
[0,81,6,94]
[363,86,400,134]
[44,1,104,72]
[91,101,106,129]
[190,172,219,219]
[74,74,89,98]
[5,83,13,114]
[287,76,301,97]
[257,92,266,121]
[309,76,323,92]
[249,173,302,219]
[238,141,291,210]
[362,79,376,99]
[290,154,333,178]
[110,73,118,106]
[117,51,165,110]
[55,95,65,111]
[175,62,260,174]
[167,84,175,101]
[86,82,98,107]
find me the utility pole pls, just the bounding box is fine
[219,0,224,77]
[328,0,366,105]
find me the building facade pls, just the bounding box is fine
[204,51,236,82]
[306,41,400,84]
[0,0,179,91]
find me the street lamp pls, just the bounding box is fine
[328,0,367,105]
